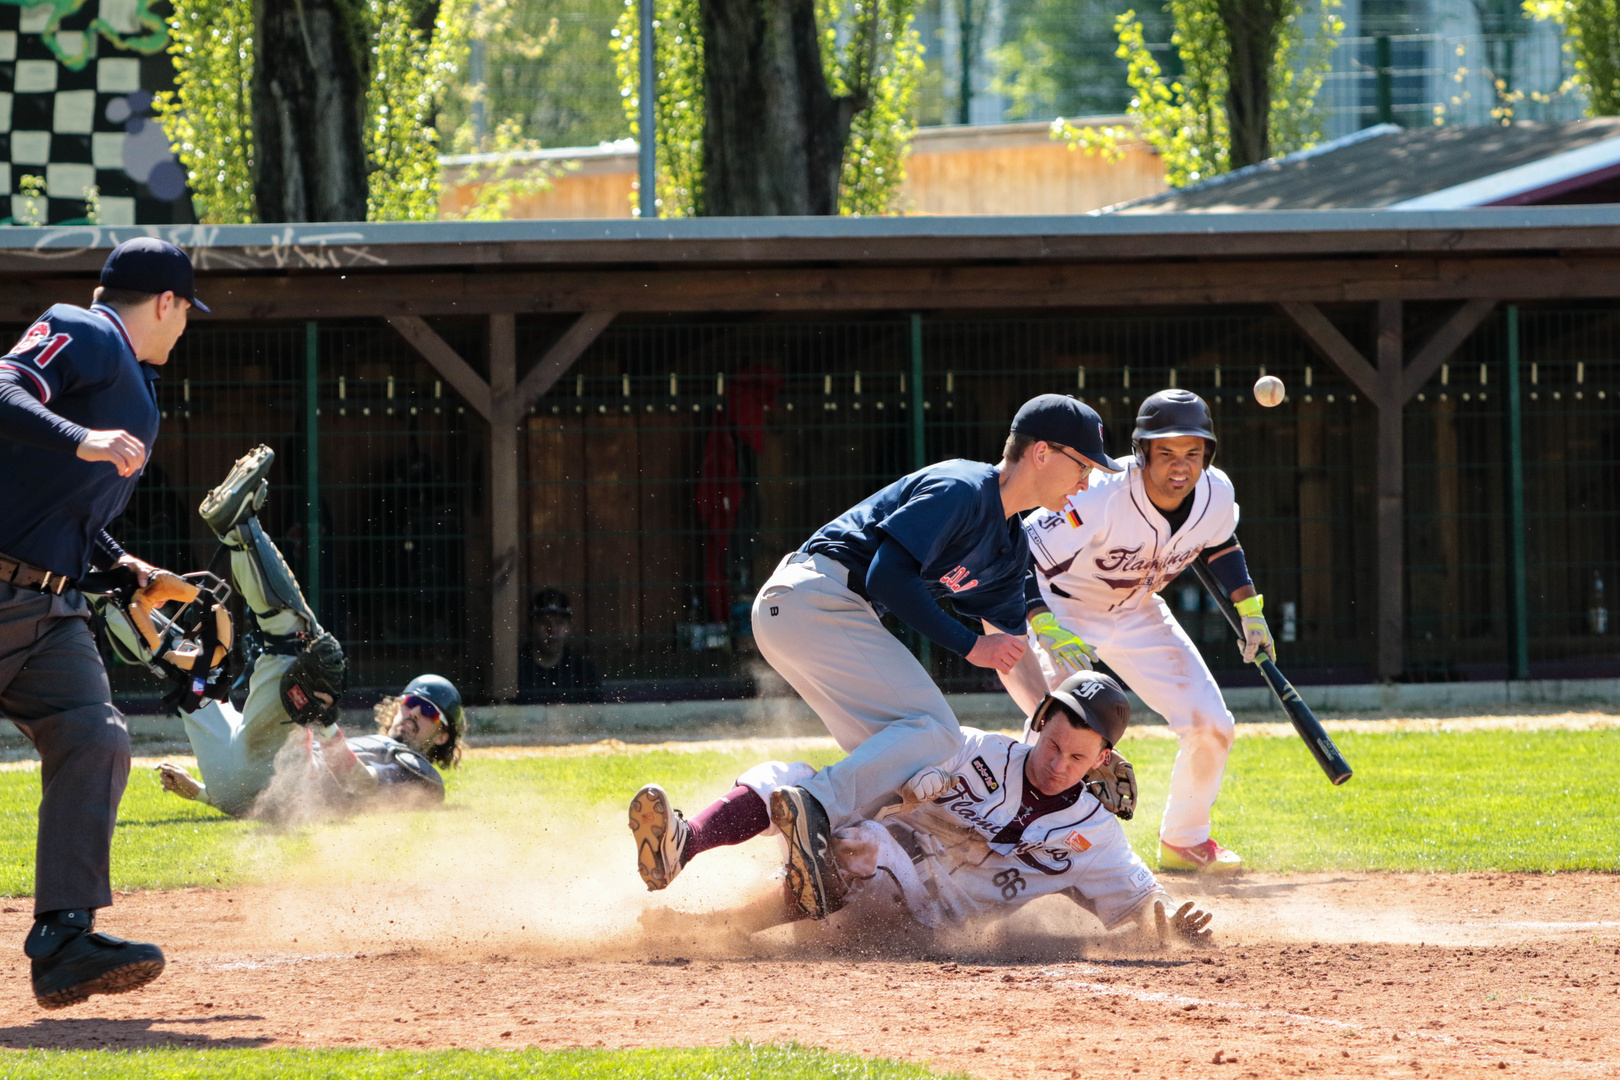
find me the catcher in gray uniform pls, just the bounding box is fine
[150,447,462,818]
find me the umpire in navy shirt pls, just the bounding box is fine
[0,238,203,1008]
[744,394,1121,921]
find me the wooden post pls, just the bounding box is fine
[1375,300,1404,682]
[489,314,520,702]
[1280,298,1496,683]
[386,312,616,702]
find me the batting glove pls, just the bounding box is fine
[901,765,953,803]
[1234,594,1275,664]
[1029,611,1097,673]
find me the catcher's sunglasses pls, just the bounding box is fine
[401,694,443,725]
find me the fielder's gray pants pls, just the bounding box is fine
[181,652,298,818]
[751,552,960,826]
[0,583,129,915]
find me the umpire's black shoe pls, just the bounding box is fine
[26,909,165,1010]
[769,787,846,920]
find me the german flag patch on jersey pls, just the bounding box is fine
[970,756,999,792]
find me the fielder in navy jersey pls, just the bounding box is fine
[0,238,202,1008]
[636,394,1123,922]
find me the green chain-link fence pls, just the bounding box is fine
[64,304,1617,705]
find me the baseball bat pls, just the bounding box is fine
[1189,560,1353,786]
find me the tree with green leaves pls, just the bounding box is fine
[1054,0,1341,186]
[1524,0,1620,114]
[991,0,1154,120]
[614,0,922,216]
[438,0,630,148]
[157,0,472,223]
[156,0,256,223]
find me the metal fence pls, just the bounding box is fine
[74,305,1619,704]
[1317,31,1585,137]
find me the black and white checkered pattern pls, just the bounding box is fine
[0,3,186,226]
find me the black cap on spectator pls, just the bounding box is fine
[531,588,573,619]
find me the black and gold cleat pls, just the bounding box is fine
[199,444,275,538]
[769,786,845,920]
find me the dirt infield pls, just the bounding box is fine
[0,871,1615,1078]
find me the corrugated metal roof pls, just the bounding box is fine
[1109,119,1620,213]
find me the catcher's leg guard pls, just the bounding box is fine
[228,517,320,638]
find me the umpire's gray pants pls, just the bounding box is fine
[0,584,130,915]
[751,552,960,826]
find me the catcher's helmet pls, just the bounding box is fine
[1029,671,1131,748]
[92,571,234,714]
[1131,389,1217,464]
[402,673,464,735]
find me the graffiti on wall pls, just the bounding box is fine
[1,0,184,226]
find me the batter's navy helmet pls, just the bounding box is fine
[1131,389,1217,464]
[1030,671,1131,748]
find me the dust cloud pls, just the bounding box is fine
[221,756,788,962]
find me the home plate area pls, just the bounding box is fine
[0,872,1613,1078]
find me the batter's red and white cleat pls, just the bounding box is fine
[629,783,690,891]
[1158,837,1243,874]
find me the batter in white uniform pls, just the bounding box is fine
[631,672,1214,946]
[1013,390,1275,874]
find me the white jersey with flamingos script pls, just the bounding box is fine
[1022,460,1239,615]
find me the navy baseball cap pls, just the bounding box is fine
[1011,394,1123,473]
[100,237,209,312]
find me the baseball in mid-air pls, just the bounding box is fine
[1254,375,1286,407]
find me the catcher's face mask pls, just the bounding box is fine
[94,571,234,714]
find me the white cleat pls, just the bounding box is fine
[629,783,690,892]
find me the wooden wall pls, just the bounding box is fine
[438,119,1167,220]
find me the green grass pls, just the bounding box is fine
[1118,726,1620,872]
[0,1045,970,1079]
[0,727,1614,897]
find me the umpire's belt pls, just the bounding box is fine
[0,551,73,595]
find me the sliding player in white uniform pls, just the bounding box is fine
[631,672,1214,947]
[1012,390,1275,874]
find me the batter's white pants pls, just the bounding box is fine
[751,551,960,826]
[182,638,300,818]
[1031,595,1234,848]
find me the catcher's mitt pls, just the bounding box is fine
[279,632,347,727]
[1084,749,1137,820]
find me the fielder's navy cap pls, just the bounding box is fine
[100,237,209,312]
[1011,394,1123,473]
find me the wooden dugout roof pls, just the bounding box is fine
[0,206,1618,320]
